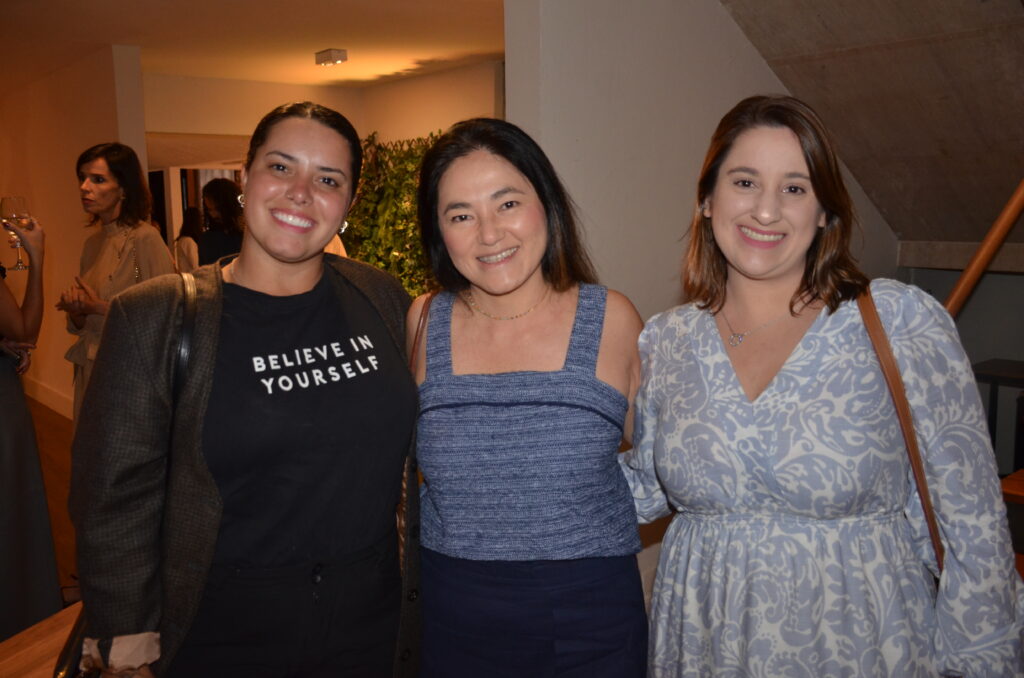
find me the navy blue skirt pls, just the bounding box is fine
[420,548,647,678]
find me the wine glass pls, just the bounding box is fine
[1,196,31,271]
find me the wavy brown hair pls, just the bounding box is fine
[683,95,868,313]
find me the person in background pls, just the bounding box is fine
[196,177,245,265]
[174,206,202,272]
[71,101,419,677]
[622,94,1024,676]
[0,215,61,641]
[56,142,176,422]
[410,118,647,677]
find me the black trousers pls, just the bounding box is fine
[166,538,400,678]
[419,549,647,678]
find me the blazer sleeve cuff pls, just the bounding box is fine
[82,632,160,672]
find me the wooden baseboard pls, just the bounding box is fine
[20,376,73,421]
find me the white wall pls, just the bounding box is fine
[144,60,504,147]
[112,45,149,170]
[143,73,368,137]
[0,46,129,416]
[505,0,896,320]
[363,61,504,142]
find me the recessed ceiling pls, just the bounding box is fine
[1,0,504,89]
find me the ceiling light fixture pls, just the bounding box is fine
[315,48,348,66]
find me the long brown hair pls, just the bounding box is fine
[683,95,868,313]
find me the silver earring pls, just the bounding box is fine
[237,194,246,208]
[339,220,349,235]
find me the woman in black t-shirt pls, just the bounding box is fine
[71,102,420,678]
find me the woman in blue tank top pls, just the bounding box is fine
[409,118,648,677]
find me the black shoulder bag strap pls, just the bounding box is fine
[175,272,198,401]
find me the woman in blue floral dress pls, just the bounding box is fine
[621,95,1023,676]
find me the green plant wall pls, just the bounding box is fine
[346,132,439,297]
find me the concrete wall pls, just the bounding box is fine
[0,46,136,415]
[504,0,896,321]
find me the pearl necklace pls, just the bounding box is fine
[464,288,549,320]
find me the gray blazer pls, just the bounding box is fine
[70,255,421,676]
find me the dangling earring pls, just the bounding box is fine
[237,194,246,208]
[339,220,349,235]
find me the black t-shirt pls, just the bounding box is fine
[197,230,243,265]
[202,270,416,567]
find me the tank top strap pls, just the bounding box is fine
[424,290,456,377]
[563,284,607,374]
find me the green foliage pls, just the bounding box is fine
[346,131,439,297]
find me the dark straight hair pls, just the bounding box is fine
[244,101,362,200]
[201,178,244,235]
[683,95,868,313]
[418,117,597,292]
[76,142,151,227]
[177,206,203,241]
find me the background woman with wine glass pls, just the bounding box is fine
[0,203,61,640]
[56,142,175,422]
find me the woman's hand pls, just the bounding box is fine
[0,338,35,374]
[56,284,87,327]
[56,275,109,324]
[3,216,44,263]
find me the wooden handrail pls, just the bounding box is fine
[945,178,1024,318]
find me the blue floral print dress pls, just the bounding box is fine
[621,279,1024,677]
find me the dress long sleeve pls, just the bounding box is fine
[881,282,1024,676]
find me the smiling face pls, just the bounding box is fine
[78,158,123,224]
[706,125,826,288]
[239,116,354,269]
[437,149,549,300]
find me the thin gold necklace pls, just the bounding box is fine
[464,287,549,320]
[720,308,790,347]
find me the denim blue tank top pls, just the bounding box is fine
[417,284,641,560]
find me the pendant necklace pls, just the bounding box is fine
[720,308,790,347]
[464,287,549,320]
[108,226,134,281]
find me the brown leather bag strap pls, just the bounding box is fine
[408,291,436,373]
[857,290,945,572]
